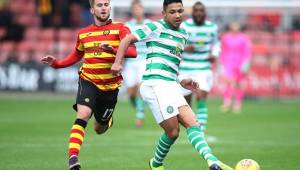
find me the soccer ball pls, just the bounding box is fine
[235,159,260,170]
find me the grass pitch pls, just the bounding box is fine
[0,94,299,170]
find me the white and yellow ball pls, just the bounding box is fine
[235,159,260,170]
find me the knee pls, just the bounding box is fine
[77,106,92,121]
[94,124,108,135]
[166,128,180,140]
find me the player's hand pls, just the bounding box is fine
[184,45,195,52]
[100,43,115,54]
[111,63,122,76]
[208,56,216,63]
[41,55,56,66]
[180,78,199,91]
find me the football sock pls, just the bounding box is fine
[223,85,232,107]
[135,96,145,119]
[68,119,87,157]
[152,133,175,167]
[234,89,244,110]
[129,96,136,108]
[187,126,218,164]
[196,100,208,132]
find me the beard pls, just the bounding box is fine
[96,14,110,22]
[193,15,205,25]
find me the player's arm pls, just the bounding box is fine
[41,49,84,69]
[100,44,137,58]
[208,26,221,63]
[241,35,252,73]
[107,23,137,58]
[111,22,157,75]
[111,34,138,75]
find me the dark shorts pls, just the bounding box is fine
[73,78,119,125]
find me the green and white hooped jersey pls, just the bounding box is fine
[179,19,220,71]
[126,19,151,62]
[133,19,188,82]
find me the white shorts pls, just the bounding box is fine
[140,81,188,124]
[179,70,213,96]
[123,60,146,88]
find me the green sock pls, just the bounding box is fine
[187,126,218,163]
[129,96,136,108]
[152,133,175,167]
[135,96,145,119]
[196,100,208,132]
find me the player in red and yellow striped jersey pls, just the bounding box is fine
[41,0,136,169]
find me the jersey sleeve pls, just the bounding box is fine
[211,25,221,58]
[132,22,159,41]
[119,24,131,40]
[75,32,84,51]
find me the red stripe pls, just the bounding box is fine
[79,23,123,34]
[69,148,79,157]
[70,129,85,137]
[69,137,83,145]
[84,57,115,64]
[80,74,123,85]
[83,68,112,74]
[81,34,119,42]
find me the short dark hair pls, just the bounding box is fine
[193,1,205,10]
[163,0,183,11]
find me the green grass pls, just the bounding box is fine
[0,95,299,170]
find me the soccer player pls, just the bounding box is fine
[41,0,136,169]
[219,21,252,113]
[179,1,220,133]
[123,0,151,127]
[111,0,233,170]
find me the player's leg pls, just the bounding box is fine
[233,73,246,113]
[140,82,181,169]
[221,77,233,113]
[184,94,193,105]
[93,89,118,134]
[194,90,208,133]
[135,62,146,127]
[68,78,96,170]
[124,62,145,127]
[194,71,213,132]
[149,117,180,169]
[178,106,233,170]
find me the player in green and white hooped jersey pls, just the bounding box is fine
[179,1,221,134]
[124,0,151,127]
[112,1,232,170]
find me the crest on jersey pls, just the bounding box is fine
[103,30,110,35]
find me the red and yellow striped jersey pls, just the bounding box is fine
[75,20,130,91]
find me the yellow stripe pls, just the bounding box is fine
[83,63,112,69]
[83,72,114,80]
[77,43,84,51]
[84,52,114,58]
[69,143,81,150]
[84,41,120,48]
[96,83,121,90]
[72,125,85,132]
[70,133,84,141]
[79,30,120,39]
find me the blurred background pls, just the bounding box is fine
[1,0,300,98]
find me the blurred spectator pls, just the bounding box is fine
[37,0,64,28]
[61,0,93,28]
[0,4,25,42]
[292,15,300,31]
